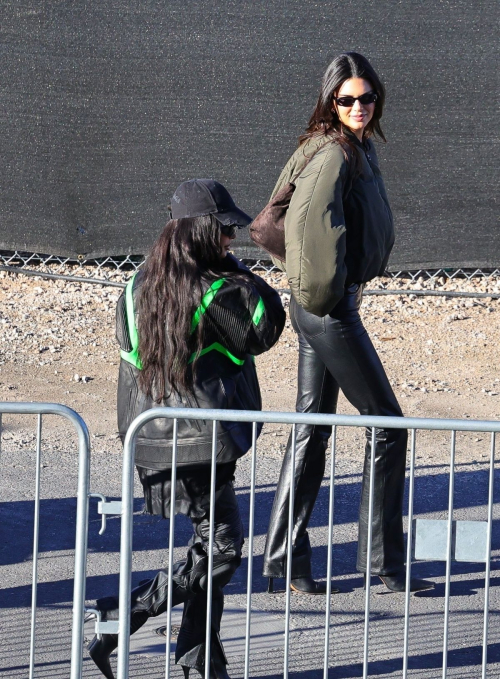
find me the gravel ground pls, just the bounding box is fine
[1,267,499,678]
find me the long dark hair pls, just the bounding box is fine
[299,52,386,154]
[137,214,245,401]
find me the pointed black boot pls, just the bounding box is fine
[87,632,118,679]
[290,576,339,595]
[181,656,231,679]
[88,568,191,678]
[268,576,339,595]
[379,572,434,592]
[209,654,231,679]
[364,572,434,593]
[87,609,149,678]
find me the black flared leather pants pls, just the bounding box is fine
[263,285,407,578]
[97,481,244,670]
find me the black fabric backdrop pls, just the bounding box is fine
[1,1,498,268]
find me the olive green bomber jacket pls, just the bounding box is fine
[270,133,395,316]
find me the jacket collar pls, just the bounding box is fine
[343,127,370,151]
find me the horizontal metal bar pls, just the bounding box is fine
[124,406,500,434]
[0,264,126,288]
[0,402,89,434]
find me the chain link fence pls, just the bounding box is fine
[2,250,500,280]
[2,251,500,300]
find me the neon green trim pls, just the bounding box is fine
[188,342,245,366]
[190,278,226,334]
[252,296,265,326]
[189,279,245,366]
[120,272,143,370]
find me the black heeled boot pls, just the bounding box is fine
[87,633,118,679]
[88,563,195,678]
[268,576,339,595]
[181,655,231,679]
[87,608,149,679]
[363,572,434,593]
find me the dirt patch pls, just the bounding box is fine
[1,268,499,463]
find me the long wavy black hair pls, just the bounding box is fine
[299,52,386,156]
[137,214,247,401]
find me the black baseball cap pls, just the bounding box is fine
[171,179,251,228]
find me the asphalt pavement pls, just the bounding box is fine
[0,418,499,678]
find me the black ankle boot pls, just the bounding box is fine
[364,572,434,593]
[379,572,434,592]
[268,576,339,595]
[88,632,118,679]
[181,656,231,679]
[87,608,149,678]
[209,655,231,679]
[291,576,339,594]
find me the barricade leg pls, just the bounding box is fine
[204,421,218,679]
[482,432,496,678]
[323,426,337,679]
[165,418,178,679]
[442,430,457,678]
[28,415,42,679]
[70,408,92,679]
[244,422,258,679]
[362,427,377,679]
[117,424,135,679]
[402,429,417,678]
[283,423,297,679]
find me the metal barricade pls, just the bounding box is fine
[0,402,92,679]
[113,407,498,679]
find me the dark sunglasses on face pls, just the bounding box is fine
[220,224,237,238]
[334,91,378,107]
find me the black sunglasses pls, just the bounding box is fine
[220,224,237,237]
[334,92,378,107]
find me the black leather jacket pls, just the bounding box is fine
[116,255,285,470]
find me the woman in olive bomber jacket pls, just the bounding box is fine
[263,52,434,595]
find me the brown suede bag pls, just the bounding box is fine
[249,145,328,264]
[248,181,295,264]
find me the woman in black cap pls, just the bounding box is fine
[88,179,285,679]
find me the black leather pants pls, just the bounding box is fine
[263,285,407,578]
[97,481,244,670]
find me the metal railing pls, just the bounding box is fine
[0,402,91,679]
[113,407,498,679]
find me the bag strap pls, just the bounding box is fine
[290,139,355,199]
[289,144,327,184]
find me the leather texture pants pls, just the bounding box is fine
[263,284,407,578]
[97,481,244,670]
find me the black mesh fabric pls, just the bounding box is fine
[203,297,252,357]
[115,293,132,352]
[1,2,497,268]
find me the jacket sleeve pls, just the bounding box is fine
[203,272,286,357]
[244,272,286,354]
[284,142,348,316]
